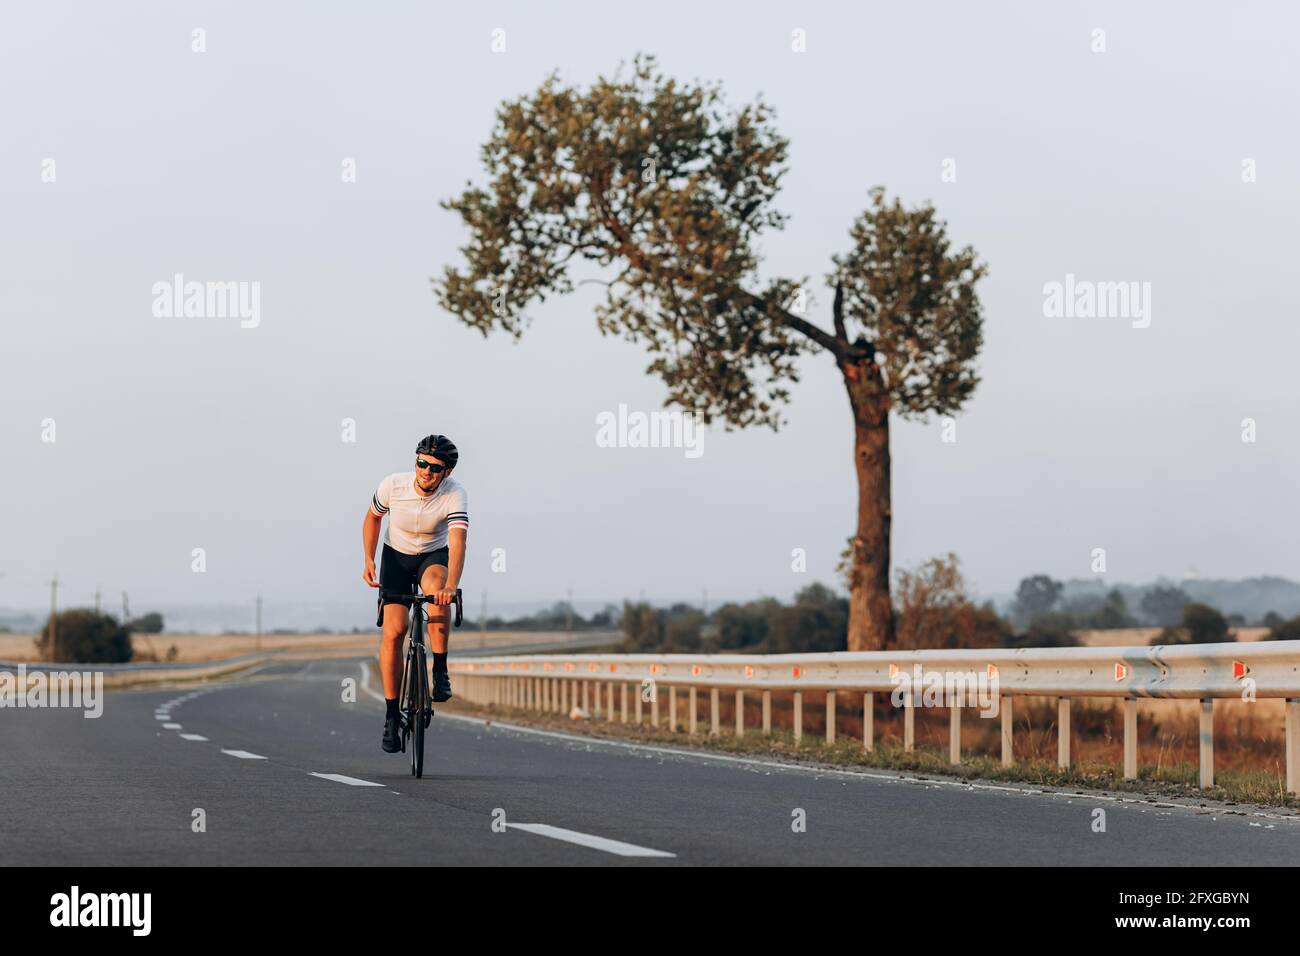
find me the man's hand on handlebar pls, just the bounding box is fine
[430,587,458,606]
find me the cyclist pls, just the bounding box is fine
[362,434,468,753]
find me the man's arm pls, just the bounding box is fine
[362,510,382,587]
[443,527,467,598]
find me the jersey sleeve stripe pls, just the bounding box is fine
[371,494,389,515]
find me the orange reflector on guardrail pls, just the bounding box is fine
[1114,662,1128,681]
[691,665,702,676]
[986,664,998,679]
[563,663,573,672]
[792,666,802,678]
[587,663,598,672]
[608,664,618,672]
[888,663,898,679]
[744,665,754,678]
[1234,660,1249,680]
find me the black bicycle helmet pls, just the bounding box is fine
[415,433,459,469]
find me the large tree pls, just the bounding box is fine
[437,56,987,650]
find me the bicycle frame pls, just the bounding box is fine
[381,588,463,778]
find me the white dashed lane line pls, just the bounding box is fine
[162,723,182,729]
[179,734,208,742]
[310,773,385,787]
[506,823,676,858]
[221,749,267,760]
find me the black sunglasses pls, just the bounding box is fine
[416,458,447,473]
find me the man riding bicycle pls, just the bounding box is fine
[362,433,468,753]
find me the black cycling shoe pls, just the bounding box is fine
[381,714,403,753]
[432,670,453,703]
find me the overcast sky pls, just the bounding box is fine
[2,1,1298,620]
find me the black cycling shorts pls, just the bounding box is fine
[378,543,448,617]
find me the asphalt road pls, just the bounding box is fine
[3,657,1299,866]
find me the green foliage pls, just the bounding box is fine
[127,612,164,634]
[713,599,775,650]
[620,601,665,652]
[35,609,131,663]
[1140,586,1190,627]
[438,54,986,431]
[439,54,804,429]
[1011,575,1063,626]
[1059,589,1137,629]
[1155,602,1233,645]
[828,187,986,418]
[1011,612,1081,648]
[1265,615,1300,641]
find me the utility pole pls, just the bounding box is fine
[255,592,263,651]
[48,575,58,662]
[122,591,130,626]
[94,585,101,615]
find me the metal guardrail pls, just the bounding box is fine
[449,641,1300,795]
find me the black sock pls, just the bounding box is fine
[385,698,398,719]
[433,652,448,674]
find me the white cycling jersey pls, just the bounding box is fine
[370,472,469,555]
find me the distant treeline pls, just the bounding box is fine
[619,557,1300,654]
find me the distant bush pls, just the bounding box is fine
[1264,615,1300,642]
[34,609,132,663]
[1010,612,1081,648]
[127,612,164,634]
[895,554,1013,649]
[1155,602,1233,645]
[1140,586,1190,627]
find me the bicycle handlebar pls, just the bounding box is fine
[378,588,463,628]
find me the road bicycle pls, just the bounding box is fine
[377,588,463,778]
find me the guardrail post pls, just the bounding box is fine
[651,684,660,727]
[607,682,615,722]
[1123,697,1138,780]
[863,692,874,751]
[1199,698,1214,789]
[635,683,643,722]
[826,691,836,745]
[1286,698,1299,796]
[559,678,567,713]
[620,682,628,722]
[710,687,720,736]
[903,692,914,752]
[1058,697,1071,769]
[689,686,697,734]
[793,691,803,744]
[582,680,590,715]
[736,690,745,737]
[949,703,961,765]
[1000,695,1012,767]
[762,690,772,736]
[669,686,677,731]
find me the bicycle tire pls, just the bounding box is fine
[411,647,426,778]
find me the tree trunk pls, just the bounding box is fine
[844,366,894,651]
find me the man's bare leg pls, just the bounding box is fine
[380,603,408,699]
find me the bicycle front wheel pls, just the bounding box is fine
[410,647,426,778]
